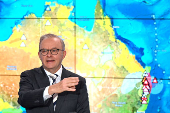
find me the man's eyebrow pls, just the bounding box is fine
[51,48,59,49]
[40,48,59,50]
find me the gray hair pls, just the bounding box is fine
[39,33,65,50]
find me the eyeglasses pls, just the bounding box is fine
[39,48,64,56]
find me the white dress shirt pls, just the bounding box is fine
[43,66,62,101]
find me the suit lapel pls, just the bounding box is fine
[55,67,71,113]
[34,66,54,113]
[34,66,50,88]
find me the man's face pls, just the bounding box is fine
[38,37,66,73]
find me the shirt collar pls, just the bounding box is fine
[44,65,63,78]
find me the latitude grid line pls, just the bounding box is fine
[0,75,169,80]
[1,17,170,19]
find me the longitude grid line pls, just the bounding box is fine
[40,17,41,38]
[74,0,76,73]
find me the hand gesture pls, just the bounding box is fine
[48,77,79,95]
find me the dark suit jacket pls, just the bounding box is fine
[18,66,90,113]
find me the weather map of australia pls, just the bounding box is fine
[0,0,170,113]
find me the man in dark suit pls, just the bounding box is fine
[18,34,90,113]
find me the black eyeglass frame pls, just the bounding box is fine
[39,48,64,56]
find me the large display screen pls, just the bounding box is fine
[0,0,170,113]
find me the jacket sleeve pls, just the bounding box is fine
[18,71,48,109]
[76,77,90,113]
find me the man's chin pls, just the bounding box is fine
[43,65,55,70]
[43,64,61,72]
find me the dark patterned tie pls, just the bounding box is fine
[49,74,58,111]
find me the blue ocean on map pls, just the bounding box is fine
[0,0,47,41]
[68,0,97,31]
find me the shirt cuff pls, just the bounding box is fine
[43,86,52,101]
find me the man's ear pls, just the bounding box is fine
[38,52,41,60]
[62,51,66,59]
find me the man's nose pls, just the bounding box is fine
[47,50,52,57]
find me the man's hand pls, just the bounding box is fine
[48,77,79,95]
